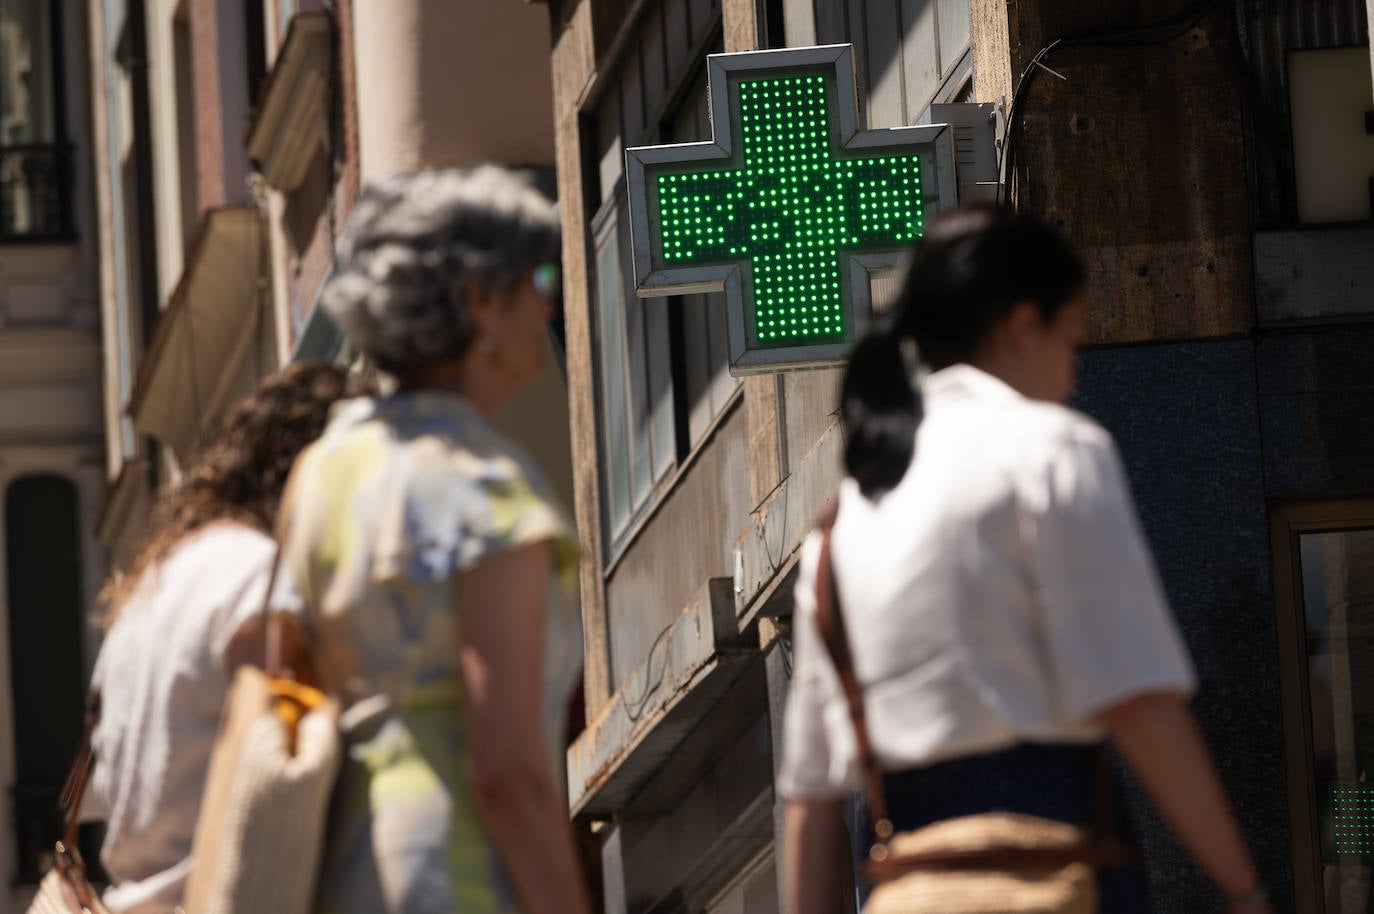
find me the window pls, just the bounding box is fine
[1273,501,1374,914]
[5,476,95,883]
[0,0,71,239]
[815,0,972,125]
[588,0,730,550]
[664,82,737,449]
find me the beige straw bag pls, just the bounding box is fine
[811,509,1135,914]
[25,697,111,914]
[182,551,341,914]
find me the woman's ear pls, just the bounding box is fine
[464,283,499,339]
[1002,300,1044,354]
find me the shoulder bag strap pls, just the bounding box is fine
[810,502,892,836]
[57,692,101,854]
[259,543,288,676]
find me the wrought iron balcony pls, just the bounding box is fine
[0,144,75,242]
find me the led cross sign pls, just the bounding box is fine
[626,44,956,374]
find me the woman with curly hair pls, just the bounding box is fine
[274,166,591,914]
[89,361,365,914]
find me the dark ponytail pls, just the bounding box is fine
[840,207,1085,498]
[841,327,921,498]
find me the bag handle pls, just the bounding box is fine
[258,544,288,676]
[809,499,1132,866]
[55,693,100,857]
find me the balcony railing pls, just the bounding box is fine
[0,144,75,242]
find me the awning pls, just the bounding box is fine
[128,206,268,461]
[246,13,332,191]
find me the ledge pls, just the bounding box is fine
[0,329,99,385]
[1255,227,1374,325]
[246,13,332,191]
[565,578,755,818]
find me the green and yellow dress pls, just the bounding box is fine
[277,392,581,914]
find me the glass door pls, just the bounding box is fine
[1274,503,1374,914]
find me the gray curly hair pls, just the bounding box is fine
[322,166,560,371]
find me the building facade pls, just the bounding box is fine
[549,1,1373,912]
[0,0,106,905]
[81,0,577,905]
[89,0,577,565]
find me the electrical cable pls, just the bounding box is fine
[622,622,675,724]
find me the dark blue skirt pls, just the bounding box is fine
[861,743,1153,914]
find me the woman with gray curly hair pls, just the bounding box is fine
[275,166,591,914]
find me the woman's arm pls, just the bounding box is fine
[1100,691,1272,914]
[455,541,592,914]
[783,798,851,914]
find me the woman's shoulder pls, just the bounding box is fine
[1008,399,1115,462]
[166,522,275,570]
[337,394,578,579]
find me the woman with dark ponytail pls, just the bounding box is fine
[780,208,1270,914]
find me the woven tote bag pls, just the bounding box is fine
[26,846,111,914]
[182,665,340,914]
[184,540,341,914]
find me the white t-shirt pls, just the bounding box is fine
[89,523,276,914]
[778,365,1196,800]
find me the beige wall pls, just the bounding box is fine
[352,1,557,178]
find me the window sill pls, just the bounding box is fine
[602,384,745,579]
[0,233,78,246]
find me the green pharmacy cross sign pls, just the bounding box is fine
[626,44,956,374]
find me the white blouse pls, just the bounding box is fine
[778,365,1196,800]
[90,524,276,914]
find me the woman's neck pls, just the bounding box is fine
[392,360,505,418]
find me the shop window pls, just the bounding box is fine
[587,0,727,551]
[1273,500,1374,914]
[5,475,92,884]
[0,0,72,240]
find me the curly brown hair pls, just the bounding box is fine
[101,361,371,624]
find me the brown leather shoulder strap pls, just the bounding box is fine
[811,504,890,829]
[58,692,100,850]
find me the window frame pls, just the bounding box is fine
[584,4,733,568]
[1270,498,1374,914]
[0,0,74,243]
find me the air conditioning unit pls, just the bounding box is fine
[1288,46,1374,225]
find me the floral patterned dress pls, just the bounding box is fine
[276,392,581,914]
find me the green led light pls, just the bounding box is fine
[1333,784,1374,856]
[651,72,925,348]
